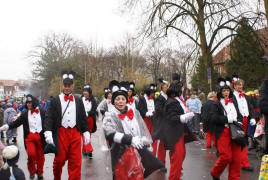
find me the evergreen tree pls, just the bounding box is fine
[226,18,268,88]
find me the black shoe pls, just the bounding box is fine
[242,167,254,171]
[29,174,35,179]
[211,173,220,180]
[88,152,93,159]
[38,174,43,179]
[159,167,167,173]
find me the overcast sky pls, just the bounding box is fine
[0,0,135,80]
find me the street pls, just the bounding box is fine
[7,121,261,180]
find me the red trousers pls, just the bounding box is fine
[211,128,241,180]
[206,132,215,147]
[144,117,157,156]
[241,116,250,168]
[53,127,82,180]
[25,133,44,175]
[82,116,94,153]
[114,147,144,180]
[169,134,185,180]
[157,140,166,164]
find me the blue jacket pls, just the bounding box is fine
[186,97,202,114]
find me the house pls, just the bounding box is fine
[0,80,25,100]
[213,28,268,74]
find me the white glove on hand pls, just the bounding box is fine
[227,115,236,123]
[180,112,194,123]
[145,111,153,117]
[44,131,54,145]
[141,136,152,146]
[83,131,91,145]
[250,119,256,126]
[0,124,9,132]
[131,136,144,149]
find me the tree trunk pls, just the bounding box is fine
[264,0,268,25]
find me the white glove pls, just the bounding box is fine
[145,111,153,117]
[44,131,54,145]
[131,136,144,149]
[250,119,256,126]
[141,136,152,146]
[83,131,91,145]
[0,124,9,132]
[180,112,194,123]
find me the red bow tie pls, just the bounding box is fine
[64,95,74,102]
[128,97,134,104]
[148,97,154,100]
[31,108,39,115]
[238,91,244,98]
[224,98,233,105]
[118,108,134,120]
[85,97,91,102]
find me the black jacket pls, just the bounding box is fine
[259,76,268,153]
[0,166,25,180]
[137,96,149,118]
[152,94,167,141]
[83,95,97,133]
[44,95,88,152]
[8,108,46,149]
[211,99,243,143]
[201,99,217,133]
[163,98,185,151]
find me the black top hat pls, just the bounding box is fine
[109,80,128,105]
[61,70,76,84]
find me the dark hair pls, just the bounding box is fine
[105,92,112,99]
[167,80,183,98]
[217,85,233,99]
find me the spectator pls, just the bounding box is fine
[0,106,4,138]
[198,88,206,104]
[186,90,202,134]
[259,76,268,154]
[0,145,25,180]
[3,103,17,144]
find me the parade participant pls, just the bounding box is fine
[0,106,4,138]
[0,145,25,180]
[127,82,138,110]
[232,76,255,171]
[81,84,97,158]
[259,76,268,154]
[0,94,45,179]
[97,88,114,116]
[201,92,217,148]
[43,71,90,180]
[103,80,164,180]
[3,103,17,144]
[211,78,243,180]
[164,73,195,180]
[137,83,157,154]
[152,78,169,166]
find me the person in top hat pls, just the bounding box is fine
[231,75,255,171]
[210,78,244,180]
[43,70,90,180]
[137,83,157,154]
[0,145,25,180]
[97,88,114,118]
[163,73,195,180]
[127,81,139,110]
[102,80,164,180]
[0,94,46,179]
[81,84,97,158]
[152,77,169,166]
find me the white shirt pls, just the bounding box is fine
[160,91,168,100]
[82,97,92,117]
[175,97,186,113]
[220,98,237,120]
[107,99,115,112]
[59,93,76,128]
[233,91,249,117]
[144,94,155,113]
[28,108,42,133]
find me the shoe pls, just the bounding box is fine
[159,167,167,173]
[242,167,254,171]
[211,173,220,180]
[29,174,35,179]
[207,146,212,148]
[38,174,43,179]
[88,152,93,159]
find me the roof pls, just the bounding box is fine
[0,80,20,87]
